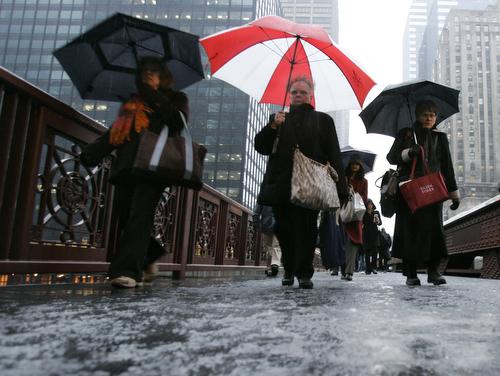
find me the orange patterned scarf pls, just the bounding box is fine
[109,96,152,145]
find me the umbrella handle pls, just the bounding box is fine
[281,36,301,109]
[405,95,418,144]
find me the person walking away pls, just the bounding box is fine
[81,57,189,288]
[356,239,366,273]
[378,228,392,271]
[254,76,348,289]
[362,199,382,275]
[387,100,460,286]
[255,204,282,276]
[343,158,368,281]
[319,210,347,277]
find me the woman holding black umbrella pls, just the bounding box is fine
[387,100,460,286]
[81,57,188,288]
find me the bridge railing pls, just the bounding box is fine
[0,66,265,279]
[443,195,500,279]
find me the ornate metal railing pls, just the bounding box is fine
[0,66,264,279]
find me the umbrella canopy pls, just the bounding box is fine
[200,16,375,112]
[359,80,460,137]
[53,13,204,102]
[340,145,377,173]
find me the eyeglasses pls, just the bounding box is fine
[290,90,310,95]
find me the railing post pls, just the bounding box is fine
[0,90,18,259]
[215,200,229,265]
[172,187,195,280]
[238,212,249,265]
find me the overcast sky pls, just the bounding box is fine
[337,0,413,234]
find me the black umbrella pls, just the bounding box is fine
[53,13,204,102]
[340,145,377,173]
[359,80,460,137]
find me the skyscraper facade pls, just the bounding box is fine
[419,0,497,79]
[404,0,496,81]
[0,0,281,208]
[281,0,339,38]
[434,3,500,217]
[280,0,349,147]
[404,0,459,81]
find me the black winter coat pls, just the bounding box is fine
[254,103,348,206]
[80,88,186,185]
[362,210,381,251]
[386,124,458,263]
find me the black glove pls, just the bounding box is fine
[408,144,420,159]
[339,194,349,208]
[450,198,460,211]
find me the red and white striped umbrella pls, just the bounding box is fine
[200,16,376,111]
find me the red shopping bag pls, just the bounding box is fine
[399,146,449,214]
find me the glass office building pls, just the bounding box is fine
[0,0,282,208]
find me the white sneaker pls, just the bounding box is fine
[111,276,137,288]
[143,263,159,283]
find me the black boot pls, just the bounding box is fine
[298,278,314,289]
[405,262,421,286]
[427,259,446,285]
[427,269,446,285]
[282,271,294,286]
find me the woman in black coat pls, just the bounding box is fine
[254,76,348,289]
[387,100,460,286]
[81,57,188,288]
[362,199,382,275]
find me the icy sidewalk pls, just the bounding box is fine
[0,272,499,375]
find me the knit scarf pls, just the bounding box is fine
[109,95,152,145]
[413,122,437,170]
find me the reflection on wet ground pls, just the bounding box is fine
[0,272,499,375]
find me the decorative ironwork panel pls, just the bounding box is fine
[245,219,257,261]
[446,207,500,254]
[151,187,177,254]
[481,250,500,279]
[32,133,112,247]
[194,198,218,258]
[225,212,241,259]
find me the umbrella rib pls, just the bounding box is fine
[134,43,162,55]
[124,24,139,63]
[256,26,293,62]
[294,42,328,64]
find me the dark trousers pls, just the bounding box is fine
[404,257,442,278]
[272,204,319,279]
[378,247,390,270]
[109,181,166,281]
[365,248,378,272]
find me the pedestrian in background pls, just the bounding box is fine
[255,204,281,277]
[378,228,392,271]
[81,57,188,288]
[254,76,348,289]
[343,158,368,281]
[387,99,460,286]
[362,199,382,275]
[319,210,347,278]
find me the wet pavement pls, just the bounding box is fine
[0,272,499,376]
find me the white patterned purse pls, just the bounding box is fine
[290,147,340,210]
